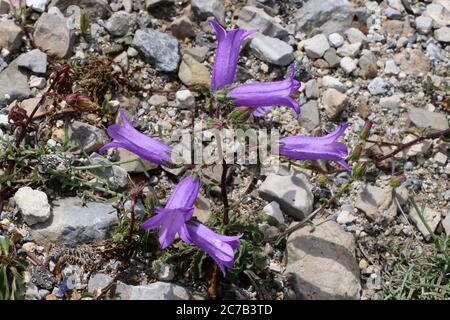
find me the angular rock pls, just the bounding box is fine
[426,43,445,62]
[423,3,450,28]
[322,88,347,119]
[0,20,23,53]
[358,51,377,79]
[237,6,288,40]
[105,11,136,37]
[285,220,361,299]
[367,77,389,95]
[299,100,320,131]
[305,79,319,99]
[16,49,47,74]
[395,49,429,75]
[194,194,212,224]
[176,89,195,109]
[344,28,367,44]
[26,0,48,12]
[401,134,432,157]
[0,60,31,106]
[14,187,51,226]
[191,0,225,24]
[263,201,285,225]
[68,121,109,153]
[49,0,110,18]
[33,13,73,58]
[323,48,340,68]
[442,214,450,236]
[178,54,210,88]
[304,34,330,59]
[115,281,189,300]
[88,273,113,294]
[340,56,357,74]
[409,206,441,239]
[415,16,433,34]
[434,27,450,42]
[355,185,397,225]
[407,107,449,131]
[116,148,157,173]
[258,173,314,220]
[88,153,129,190]
[250,34,293,66]
[384,7,402,20]
[328,33,344,47]
[293,0,368,36]
[380,95,401,110]
[171,15,195,40]
[30,197,118,245]
[132,29,181,73]
[384,59,399,75]
[322,75,346,92]
[336,42,361,57]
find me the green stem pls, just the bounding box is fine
[72,158,140,171]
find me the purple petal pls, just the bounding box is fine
[165,176,200,209]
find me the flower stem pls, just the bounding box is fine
[221,161,230,225]
[72,158,140,171]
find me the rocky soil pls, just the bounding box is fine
[0,0,449,300]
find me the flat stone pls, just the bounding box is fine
[30,197,118,245]
[423,3,450,28]
[258,173,314,220]
[16,49,47,74]
[383,18,414,37]
[33,13,74,58]
[178,54,210,88]
[379,95,401,110]
[336,205,356,224]
[368,77,389,95]
[395,48,429,75]
[88,153,129,190]
[0,20,23,53]
[132,28,181,73]
[116,148,157,173]
[322,75,346,92]
[409,206,441,240]
[250,34,294,66]
[191,0,225,24]
[434,27,450,42]
[14,187,51,226]
[68,121,109,154]
[328,33,344,47]
[0,60,31,106]
[323,48,340,68]
[293,0,368,37]
[105,11,136,37]
[355,185,397,225]
[415,16,433,34]
[115,281,189,300]
[304,34,330,59]
[408,107,449,131]
[48,0,110,18]
[237,5,288,40]
[322,88,347,119]
[344,28,367,44]
[401,134,432,157]
[299,100,320,131]
[284,220,361,299]
[263,201,285,225]
[336,41,361,57]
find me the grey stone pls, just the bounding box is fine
[409,206,441,239]
[358,51,377,79]
[49,0,110,18]
[384,7,402,20]
[384,59,399,75]
[415,16,433,34]
[132,29,181,73]
[299,100,320,131]
[328,33,344,47]
[434,27,450,42]
[293,0,368,36]
[305,79,319,99]
[191,0,225,24]
[262,201,285,225]
[89,153,129,190]
[25,283,41,300]
[322,88,347,119]
[176,90,195,109]
[16,49,47,74]
[380,95,401,110]
[336,205,356,224]
[258,173,314,220]
[336,42,361,57]
[88,273,113,293]
[14,187,51,226]
[157,264,175,281]
[30,197,118,245]
[344,28,367,44]
[33,13,73,58]
[285,220,361,299]
[322,75,346,92]
[367,77,389,95]
[442,214,450,236]
[116,281,189,300]
[355,185,397,225]
[0,60,31,106]
[68,121,109,154]
[423,3,450,28]
[304,34,330,59]
[105,11,136,37]
[249,34,294,66]
[116,148,157,173]
[182,46,209,62]
[407,107,449,131]
[0,20,23,53]
[237,6,288,40]
[426,43,445,62]
[323,48,340,68]
[26,0,48,12]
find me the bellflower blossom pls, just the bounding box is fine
[99,111,172,166]
[141,176,200,249]
[227,65,301,117]
[279,123,350,172]
[180,221,241,276]
[209,20,257,92]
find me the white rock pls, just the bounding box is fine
[368,77,389,95]
[263,201,285,224]
[415,16,433,34]
[29,75,46,89]
[336,42,361,57]
[175,90,195,109]
[322,75,346,92]
[344,28,367,44]
[337,205,356,224]
[14,187,51,226]
[250,34,294,66]
[380,95,401,110]
[434,27,450,42]
[328,33,344,47]
[340,56,357,74]
[26,0,48,13]
[384,59,399,75]
[304,34,330,59]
